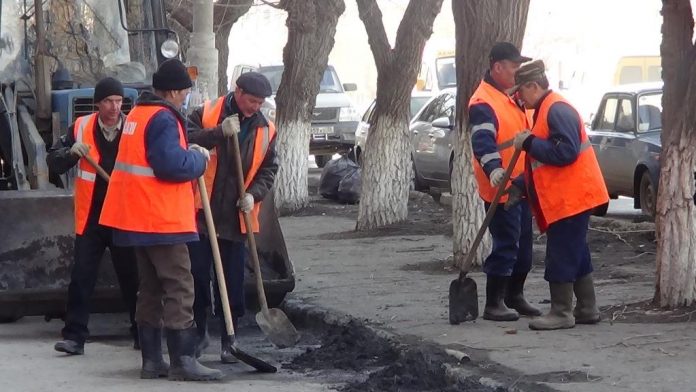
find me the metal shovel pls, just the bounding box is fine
[197,176,277,373]
[448,147,522,324]
[227,129,300,349]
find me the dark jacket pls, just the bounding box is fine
[46,114,123,230]
[187,92,278,241]
[111,91,207,247]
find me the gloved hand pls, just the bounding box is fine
[221,115,240,137]
[237,192,254,213]
[70,142,90,158]
[188,143,210,161]
[503,184,524,211]
[489,167,506,188]
[513,130,532,150]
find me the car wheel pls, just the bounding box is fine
[315,155,330,168]
[639,171,657,218]
[592,202,609,217]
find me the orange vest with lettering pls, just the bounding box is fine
[72,113,99,235]
[99,105,196,233]
[525,92,609,232]
[468,80,529,203]
[193,96,276,234]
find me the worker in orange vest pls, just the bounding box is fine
[47,77,139,355]
[100,59,222,381]
[508,60,609,331]
[186,72,277,363]
[468,42,540,322]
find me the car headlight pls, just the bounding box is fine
[339,106,359,122]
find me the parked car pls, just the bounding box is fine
[257,64,359,167]
[353,91,432,165]
[586,83,663,217]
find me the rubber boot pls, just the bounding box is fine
[504,274,542,317]
[573,274,600,324]
[54,339,84,355]
[483,275,519,321]
[529,283,575,331]
[139,326,169,379]
[220,317,238,364]
[194,309,209,359]
[166,328,223,381]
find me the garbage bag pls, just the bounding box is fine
[337,168,361,204]
[319,155,358,200]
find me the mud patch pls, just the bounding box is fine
[601,300,696,324]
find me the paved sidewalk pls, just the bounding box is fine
[281,214,696,392]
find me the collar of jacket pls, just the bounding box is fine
[135,91,187,124]
[532,90,554,124]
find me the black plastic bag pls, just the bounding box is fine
[337,168,361,204]
[319,155,358,200]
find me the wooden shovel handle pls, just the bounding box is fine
[461,147,522,275]
[83,155,110,182]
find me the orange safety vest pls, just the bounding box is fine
[193,96,276,234]
[525,91,609,232]
[468,80,530,203]
[99,105,196,233]
[72,113,99,235]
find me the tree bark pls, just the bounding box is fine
[451,0,530,268]
[274,0,345,214]
[355,0,444,230]
[655,0,696,307]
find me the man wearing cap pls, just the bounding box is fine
[467,42,540,322]
[99,59,222,381]
[186,72,278,362]
[508,60,609,331]
[48,77,139,355]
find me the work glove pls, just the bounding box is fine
[188,143,210,161]
[221,115,240,137]
[70,142,90,158]
[489,167,506,188]
[513,130,532,150]
[237,192,254,213]
[503,184,524,211]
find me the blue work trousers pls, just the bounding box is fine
[544,210,594,283]
[482,201,533,277]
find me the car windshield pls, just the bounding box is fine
[637,92,662,132]
[258,66,343,94]
[435,56,457,90]
[410,96,431,118]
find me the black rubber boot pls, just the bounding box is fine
[54,339,84,355]
[504,274,542,317]
[483,275,519,321]
[166,328,223,381]
[573,274,601,324]
[194,309,209,359]
[220,317,238,364]
[139,326,169,379]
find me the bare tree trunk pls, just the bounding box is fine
[356,0,443,230]
[274,0,345,214]
[655,0,696,307]
[450,0,530,268]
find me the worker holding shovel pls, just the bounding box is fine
[186,72,279,362]
[508,60,609,331]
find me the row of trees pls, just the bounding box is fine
[166,0,696,309]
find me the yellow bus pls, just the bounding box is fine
[613,56,661,85]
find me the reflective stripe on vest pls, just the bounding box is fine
[525,92,609,232]
[99,105,197,234]
[468,80,530,203]
[196,96,276,234]
[73,113,99,235]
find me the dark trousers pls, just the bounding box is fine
[544,210,594,283]
[482,201,533,277]
[188,236,246,321]
[134,244,195,330]
[61,224,138,344]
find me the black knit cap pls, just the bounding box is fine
[94,77,124,103]
[489,42,531,64]
[152,59,192,91]
[236,72,272,98]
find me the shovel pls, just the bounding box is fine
[448,146,522,324]
[83,155,110,182]
[197,176,277,373]
[227,128,300,348]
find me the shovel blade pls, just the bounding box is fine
[256,308,300,348]
[448,276,479,324]
[224,335,277,373]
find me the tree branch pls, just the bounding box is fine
[356,0,391,71]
